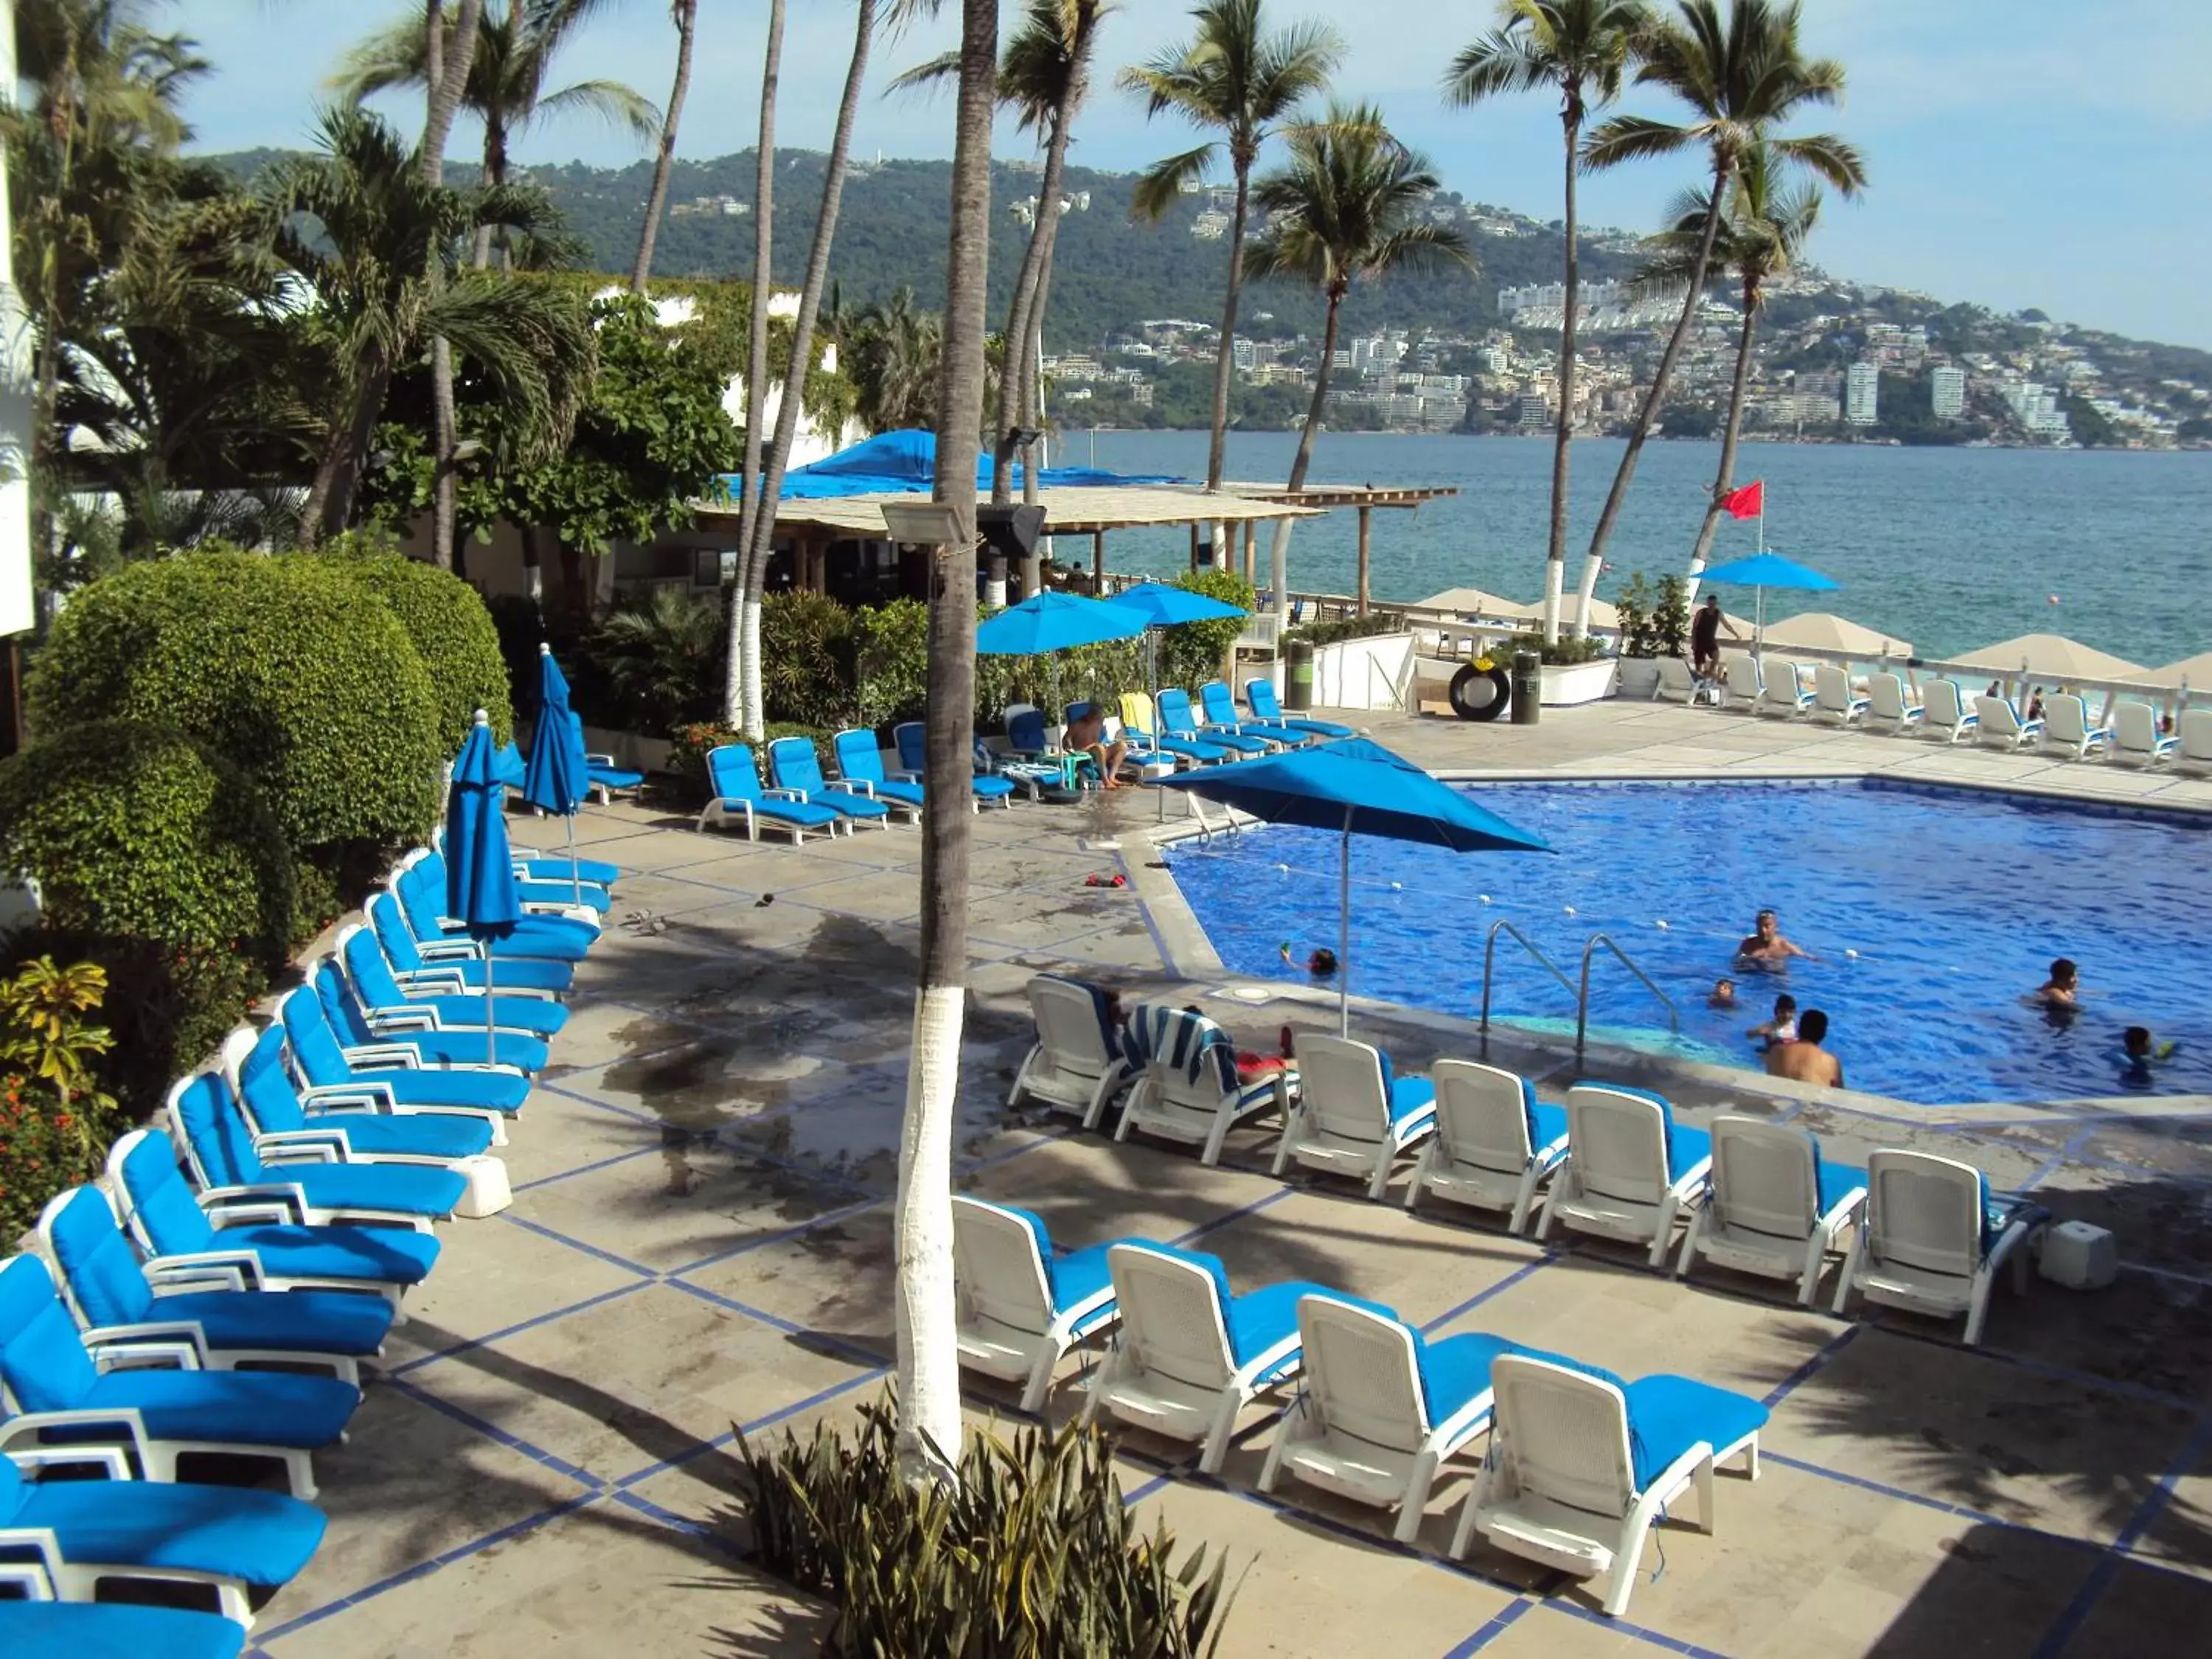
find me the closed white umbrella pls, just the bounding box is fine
[1953,633,2143,681]
[2124,651,2212,689]
[1760,611,1913,658]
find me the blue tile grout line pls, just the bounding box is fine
[382,1374,605,1492]
[390,1279,655,1377]
[510,1141,666,1194]
[499,1209,660,1279]
[608,1363,892,1495]
[1419,1254,1557,1334]
[1166,1183,1298,1246]
[1759,1324,1862,1408]
[1440,1598,1531,1658]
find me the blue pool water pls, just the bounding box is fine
[1165,781,2212,1106]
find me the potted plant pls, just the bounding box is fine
[1613,574,1662,698]
[1503,630,1621,707]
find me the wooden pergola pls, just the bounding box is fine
[1220,482,1459,615]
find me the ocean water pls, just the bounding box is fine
[1164,779,2212,1107]
[1063,430,2212,668]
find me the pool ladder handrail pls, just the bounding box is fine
[1576,932,1681,1058]
[1478,919,1579,1054]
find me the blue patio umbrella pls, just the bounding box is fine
[520,644,590,902]
[1694,552,1838,648]
[1161,738,1550,1034]
[446,709,523,1065]
[975,590,1152,655]
[1107,580,1247,627]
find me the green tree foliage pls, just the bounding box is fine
[759,591,858,729]
[28,551,444,887]
[314,535,515,748]
[1161,568,1257,689]
[588,586,727,732]
[852,597,933,726]
[0,958,122,1243]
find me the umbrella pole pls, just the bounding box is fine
[484,940,495,1069]
[1150,629,1166,826]
[1756,588,1767,652]
[1338,811,1352,1037]
[566,812,582,905]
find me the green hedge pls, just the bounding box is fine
[1159,569,1256,694]
[1284,611,1404,648]
[314,537,514,750]
[760,591,858,729]
[0,722,293,1114]
[29,549,444,885]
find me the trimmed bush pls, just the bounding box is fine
[760,590,858,729]
[29,548,443,883]
[314,537,515,749]
[0,722,293,1114]
[852,597,930,728]
[1160,569,1257,693]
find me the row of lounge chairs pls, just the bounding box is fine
[0,827,619,1653]
[692,680,1355,845]
[965,977,2048,1613]
[1659,655,2212,768]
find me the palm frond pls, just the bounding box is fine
[1582,111,1697,170]
[1443,31,1551,107]
[530,80,662,142]
[886,49,961,99]
[1130,142,1218,222]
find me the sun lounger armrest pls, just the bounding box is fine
[1,1407,154,1469]
[145,1262,250,1293]
[765,786,808,803]
[1534,1132,1571,1170]
[367,1006,445,1034]
[1816,1184,1869,1231]
[585,751,616,766]
[410,936,484,962]
[9,1444,133,1482]
[300,1081,397,1113]
[1630,1440,1714,1523]
[200,1183,310,1220]
[1667,1155,1715,1203]
[90,1336,205,1373]
[1232,1329,1307,1390]
[81,1321,212,1368]
[394,965,473,993]
[340,1042,422,1070]
[257,1133,351,1164]
[140,1248,267,1287]
[841,778,879,798]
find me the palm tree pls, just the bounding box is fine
[1121,0,1342,522]
[723,0,782,726]
[632,0,700,289]
[1635,144,1819,585]
[333,1,658,270]
[418,0,486,571]
[734,0,880,740]
[848,289,942,432]
[1245,105,1472,612]
[271,105,596,541]
[898,0,997,1484]
[1569,0,1863,633]
[1444,0,1646,643]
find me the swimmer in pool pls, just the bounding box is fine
[1747,992,1798,1051]
[1737,909,1814,967]
[1767,1009,1843,1088]
[2031,958,2079,1010]
[1708,977,1739,1010]
[2120,1025,2180,1087]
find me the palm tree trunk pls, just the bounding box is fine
[1258,290,1340,622]
[473,117,506,270]
[1209,153,1253,495]
[422,0,487,574]
[1571,156,1728,636]
[738,0,873,739]
[632,0,699,291]
[311,358,394,541]
[1543,94,1582,645]
[998,57,1084,577]
[723,0,782,728]
[1687,275,1760,581]
[899,0,995,1486]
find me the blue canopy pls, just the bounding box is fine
[1108,581,1247,627]
[521,645,586,818]
[445,710,521,1061]
[975,591,1153,656]
[1695,553,1837,591]
[769,429,1181,501]
[1161,738,1548,1033]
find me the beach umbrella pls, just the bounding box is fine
[1693,552,1840,649]
[975,589,1152,655]
[1955,633,2144,683]
[1107,582,1249,790]
[1160,738,1549,1035]
[1413,585,1539,622]
[520,644,590,902]
[2125,651,2212,691]
[1760,611,1912,658]
[445,709,522,1067]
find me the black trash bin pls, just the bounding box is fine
[1284,639,1315,711]
[1511,650,1543,725]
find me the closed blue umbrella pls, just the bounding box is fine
[1694,552,1838,648]
[445,709,522,1065]
[520,644,589,902]
[1161,737,1549,1034]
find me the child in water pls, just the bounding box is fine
[1747,992,1798,1051]
[1709,977,1739,1010]
[2120,1025,2179,1088]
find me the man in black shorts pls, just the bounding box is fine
[1690,594,1740,679]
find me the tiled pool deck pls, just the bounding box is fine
[235,701,2212,1658]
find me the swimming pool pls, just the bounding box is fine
[1164,779,2212,1106]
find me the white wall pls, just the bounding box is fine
[1312,633,1416,712]
[0,4,35,639]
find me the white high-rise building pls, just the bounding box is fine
[1846,361,1880,425]
[1930,365,1966,420]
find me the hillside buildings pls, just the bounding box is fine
[1846,361,1880,425]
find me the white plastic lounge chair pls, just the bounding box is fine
[1198,679,1304,747]
[1158,688,1270,757]
[1259,1294,1522,1544]
[1831,1150,2049,1346]
[1974,695,2045,750]
[2039,694,2113,760]
[948,1197,1119,1412]
[1450,1352,1767,1618]
[1652,657,1715,706]
[224,1024,501,1164]
[1922,678,1980,745]
[1404,1061,1569,1234]
[1271,1034,1437,1201]
[1006,975,1136,1126]
[0,1578,253,1657]
[697,743,846,841]
[1812,664,1869,726]
[1675,1116,1867,1306]
[1535,1085,1714,1269]
[1120,693,1232,768]
[1719,655,1765,713]
[1119,1004,1292,1166]
[1865,671,1924,733]
[2179,709,2212,776]
[567,713,644,804]
[1759,660,1815,717]
[1085,1242,1336,1473]
[2111,702,2179,768]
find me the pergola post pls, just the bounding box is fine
[1356,504,1373,616]
[1091,529,1105,594]
[1188,521,1201,572]
[1242,521,1256,585]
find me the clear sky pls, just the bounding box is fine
[175,1,2212,349]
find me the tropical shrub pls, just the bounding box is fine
[1282,611,1405,649]
[588,588,726,733]
[852,597,931,727]
[28,549,443,888]
[666,720,838,804]
[1160,569,1257,693]
[736,1395,1235,1658]
[314,534,515,748]
[0,959,122,1244]
[980,633,1148,728]
[1503,629,1611,666]
[1613,573,1688,658]
[759,591,858,730]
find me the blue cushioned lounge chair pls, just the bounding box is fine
[224,1027,498,1164]
[313,958,549,1075]
[1259,1293,1523,1544]
[697,744,845,842]
[950,1197,1123,1412]
[279,980,530,1123]
[893,720,1014,808]
[1272,1034,1437,1201]
[1120,1004,1293,1166]
[38,1186,392,1386]
[108,1131,439,1310]
[1244,678,1353,739]
[0,1254,358,1500]
[394,855,599,961]
[570,712,644,802]
[1677,1116,1867,1307]
[338,926,568,1040]
[1007,975,1136,1124]
[1157,687,1270,757]
[1405,1060,1569,1234]
[0,1461,324,1632]
[1537,1084,1714,1269]
[371,891,574,995]
[768,736,892,830]
[832,728,926,818]
[1197,679,1304,747]
[1832,1149,2049,1346]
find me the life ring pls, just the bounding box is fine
[1450,658,1512,722]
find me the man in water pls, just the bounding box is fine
[1690,594,1740,679]
[1767,1008,1843,1088]
[2031,958,2079,1009]
[1062,702,1127,788]
[1738,909,1814,966]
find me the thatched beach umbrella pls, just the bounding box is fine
[1761,611,1912,658]
[1954,633,2143,682]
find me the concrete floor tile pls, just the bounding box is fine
[2064,1557,2212,1656]
[383,1212,647,1368]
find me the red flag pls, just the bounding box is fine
[1722,480,1764,519]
